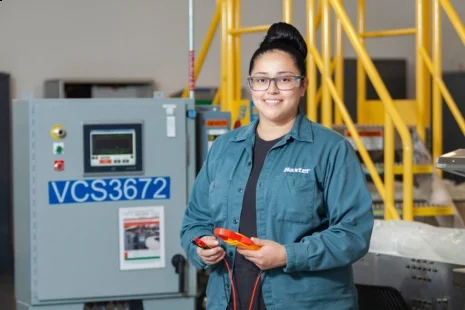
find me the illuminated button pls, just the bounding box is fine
[54,160,64,171]
[51,125,66,140]
[99,159,112,164]
[53,142,64,155]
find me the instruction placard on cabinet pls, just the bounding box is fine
[119,206,165,270]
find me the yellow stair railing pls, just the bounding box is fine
[310,0,411,221]
[419,0,465,173]
[182,0,465,222]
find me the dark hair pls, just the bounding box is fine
[248,22,307,76]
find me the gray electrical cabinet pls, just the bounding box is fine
[12,93,197,310]
[44,79,154,99]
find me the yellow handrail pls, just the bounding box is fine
[427,0,465,172]
[440,0,465,45]
[419,47,465,135]
[328,0,414,220]
[229,25,270,35]
[360,28,417,38]
[309,45,399,220]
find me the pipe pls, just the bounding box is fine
[189,0,195,99]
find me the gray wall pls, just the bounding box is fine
[0,0,463,99]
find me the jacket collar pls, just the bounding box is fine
[231,113,314,143]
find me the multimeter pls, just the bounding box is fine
[214,228,261,250]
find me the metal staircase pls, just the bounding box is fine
[333,124,463,227]
[184,0,465,227]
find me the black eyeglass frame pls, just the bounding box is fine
[246,75,306,91]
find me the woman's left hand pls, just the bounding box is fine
[237,238,287,270]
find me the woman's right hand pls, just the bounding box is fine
[197,236,225,265]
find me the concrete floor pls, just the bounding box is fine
[0,268,14,310]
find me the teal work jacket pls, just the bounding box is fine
[180,113,374,310]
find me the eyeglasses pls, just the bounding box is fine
[247,75,305,91]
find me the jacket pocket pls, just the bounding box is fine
[271,172,315,224]
[208,179,229,224]
[270,267,354,304]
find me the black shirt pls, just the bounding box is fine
[228,133,282,310]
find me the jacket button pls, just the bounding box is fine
[247,161,251,166]
[238,188,243,192]
[225,284,230,289]
[229,251,233,256]
[233,219,238,224]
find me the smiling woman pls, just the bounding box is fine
[247,23,308,141]
[180,22,374,310]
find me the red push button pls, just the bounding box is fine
[54,160,64,171]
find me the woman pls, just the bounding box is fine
[180,22,374,310]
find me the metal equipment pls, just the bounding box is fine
[353,150,465,310]
[437,149,465,178]
[44,79,154,99]
[354,251,465,309]
[437,149,465,293]
[195,105,231,173]
[12,92,198,310]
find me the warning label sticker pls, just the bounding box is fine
[345,129,383,151]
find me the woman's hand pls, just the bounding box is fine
[197,236,225,265]
[237,238,287,270]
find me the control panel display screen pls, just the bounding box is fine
[83,123,143,174]
[90,130,136,167]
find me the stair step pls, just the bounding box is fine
[372,203,454,218]
[362,163,433,175]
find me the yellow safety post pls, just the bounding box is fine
[423,0,431,131]
[226,0,237,127]
[334,0,344,125]
[432,0,442,175]
[356,0,366,124]
[182,1,222,98]
[330,0,414,221]
[234,0,241,101]
[321,0,332,128]
[306,0,318,122]
[416,0,427,142]
[283,0,293,23]
[221,0,229,112]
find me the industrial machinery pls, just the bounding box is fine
[352,150,465,310]
[12,92,201,310]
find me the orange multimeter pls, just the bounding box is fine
[214,228,261,250]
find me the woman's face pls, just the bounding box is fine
[249,50,307,124]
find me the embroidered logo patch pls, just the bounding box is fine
[283,167,310,174]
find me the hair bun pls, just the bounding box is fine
[260,22,307,59]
